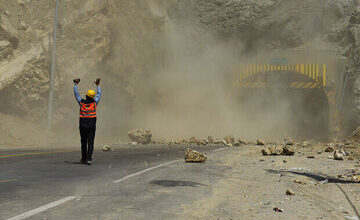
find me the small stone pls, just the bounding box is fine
[286,189,295,196]
[102,145,111,151]
[283,159,287,163]
[221,139,227,145]
[256,139,265,145]
[131,141,138,146]
[262,148,271,156]
[19,21,28,30]
[348,156,355,161]
[284,138,294,145]
[334,149,345,160]
[282,147,295,155]
[293,180,306,185]
[227,143,233,147]
[185,148,207,163]
[317,151,322,154]
[325,146,334,152]
[307,155,315,159]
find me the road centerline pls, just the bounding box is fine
[6,196,80,220]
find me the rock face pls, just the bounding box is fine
[185,148,207,163]
[128,128,152,144]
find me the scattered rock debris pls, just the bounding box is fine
[185,148,207,163]
[128,128,152,144]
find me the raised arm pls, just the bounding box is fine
[93,78,102,104]
[74,84,82,104]
[94,85,102,104]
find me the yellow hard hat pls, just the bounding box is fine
[86,90,96,98]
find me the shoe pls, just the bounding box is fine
[86,160,92,165]
[81,159,86,164]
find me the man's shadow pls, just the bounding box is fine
[64,161,84,165]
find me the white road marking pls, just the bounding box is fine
[114,160,178,183]
[7,196,79,220]
[213,147,229,152]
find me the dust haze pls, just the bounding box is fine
[0,0,351,146]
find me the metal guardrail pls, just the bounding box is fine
[233,64,327,88]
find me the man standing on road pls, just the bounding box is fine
[73,78,102,165]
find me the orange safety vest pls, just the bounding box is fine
[80,101,97,118]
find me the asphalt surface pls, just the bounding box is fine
[0,144,230,220]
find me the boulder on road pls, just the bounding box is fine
[185,148,207,163]
[102,145,111,151]
[128,128,152,144]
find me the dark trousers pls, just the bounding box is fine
[80,125,96,161]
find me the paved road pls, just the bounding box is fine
[0,145,230,220]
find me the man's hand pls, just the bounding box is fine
[73,78,80,85]
[94,78,101,86]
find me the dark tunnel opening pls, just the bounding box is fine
[232,71,330,141]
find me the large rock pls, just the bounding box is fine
[189,136,201,145]
[185,148,207,163]
[224,135,235,144]
[262,146,294,156]
[128,128,152,144]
